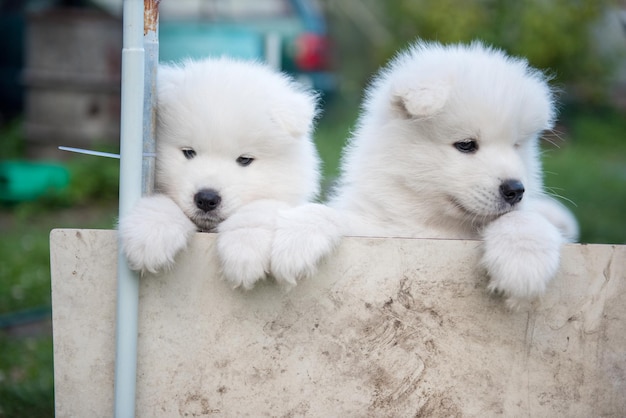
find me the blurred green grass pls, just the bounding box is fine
[543,105,626,244]
[315,95,359,195]
[1,134,119,417]
[0,336,54,417]
[0,199,118,417]
[0,102,624,417]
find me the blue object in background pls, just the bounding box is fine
[160,23,264,63]
[158,0,337,96]
[0,161,69,202]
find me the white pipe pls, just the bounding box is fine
[264,32,281,70]
[115,0,144,416]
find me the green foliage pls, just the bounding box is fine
[0,226,52,315]
[543,105,626,244]
[381,0,617,103]
[1,153,120,214]
[0,120,118,417]
[59,153,120,206]
[0,118,24,160]
[0,335,54,418]
[316,94,360,180]
[0,200,117,418]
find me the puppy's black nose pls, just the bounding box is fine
[500,179,524,205]
[194,189,221,212]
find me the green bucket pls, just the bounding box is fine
[0,161,70,202]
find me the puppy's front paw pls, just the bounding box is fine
[216,201,285,290]
[481,211,563,307]
[217,224,272,290]
[118,195,196,274]
[271,204,344,286]
[529,196,579,242]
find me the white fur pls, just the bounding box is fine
[481,210,563,308]
[216,200,287,290]
[270,203,345,286]
[118,57,321,281]
[118,195,196,273]
[273,40,579,305]
[337,40,578,304]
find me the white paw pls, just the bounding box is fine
[118,195,196,274]
[216,201,286,290]
[270,204,344,286]
[216,224,273,290]
[481,210,563,306]
[529,196,579,242]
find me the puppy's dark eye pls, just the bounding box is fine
[454,140,478,154]
[236,156,254,167]
[182,148,196,160]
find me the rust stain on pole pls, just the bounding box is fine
[144,0,160,35]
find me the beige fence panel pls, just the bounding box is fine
[50,229,625,417]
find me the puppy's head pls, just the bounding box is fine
[362,41,555,227]
[155,58,320,231]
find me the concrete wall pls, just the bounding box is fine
[50,229,626,417]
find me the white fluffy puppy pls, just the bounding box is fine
[118,57,321,287]
[334,40,578,306]
[267,41,578,307]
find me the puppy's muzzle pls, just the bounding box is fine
[194,188,222,212]
[500,179,524,205]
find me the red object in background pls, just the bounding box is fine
[295,32,330,71]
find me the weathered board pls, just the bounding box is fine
[50,229,625,417]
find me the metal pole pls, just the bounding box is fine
[115,0,144,416]
[143,0,159,194]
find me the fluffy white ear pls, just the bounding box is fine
[157,64,185,99]
[270,89,318,138]
[392,82,450,118]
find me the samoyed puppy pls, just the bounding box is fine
[118,57,322,288]
[330,40,578,306]
[252,40,578,307]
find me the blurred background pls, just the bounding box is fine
[0,0,624,415]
